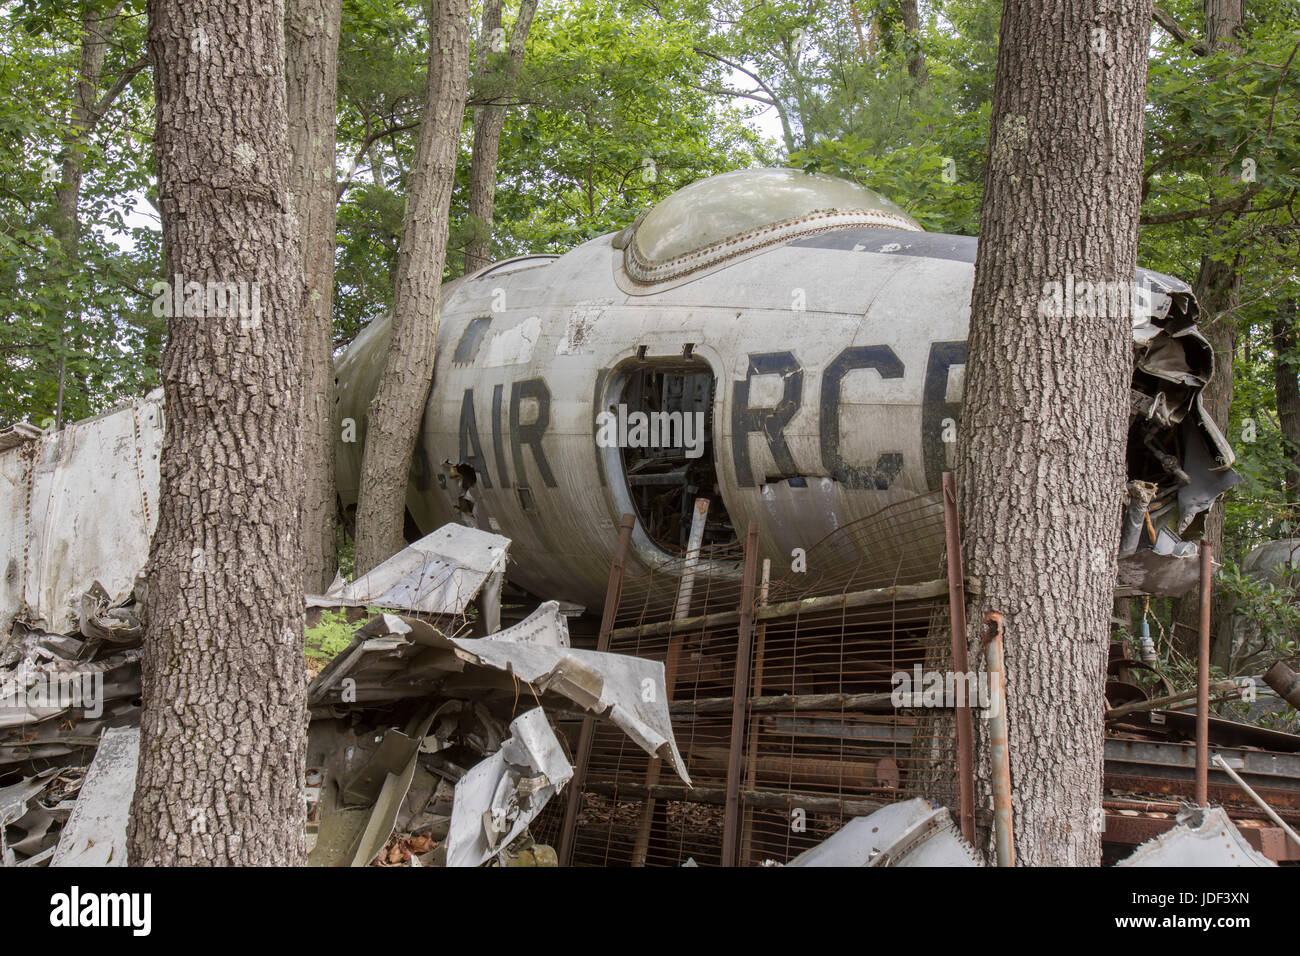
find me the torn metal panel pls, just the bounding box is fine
[0,642,141,732]
[1175,416,1241,534]
[345,708,439,867]
[309,523,509,616]
[50,726,139,867]
[0,391,162,636]
[306,615,467,710]
[445,707,573,867]
[1117,533,1203,597]
[308,602,690,785]
[785,798,982,867]
[1117,806,1276,867]
[0,699,139,768]
[0,768,61,831]
[1124,284,1239,585]
[0,421,43,454]
[445,603,689,783]
[0,768,64,866]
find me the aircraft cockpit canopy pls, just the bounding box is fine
[619,168,922,284]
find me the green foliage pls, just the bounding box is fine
[3,2,1300,707]
[0,2,159,426]
[305,608,368,665]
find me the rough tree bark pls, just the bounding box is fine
[353,0,472,574]
[958,0,1152,866]
[463,0,538,274]
[287,0,343,592]
[129,0,307,865]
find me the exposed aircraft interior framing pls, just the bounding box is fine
[615,361,737,551]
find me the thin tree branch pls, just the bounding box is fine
[336,121,419,201]
[1153,7,1208,55]
[90,56,148,122]
[1140,185,1267,225]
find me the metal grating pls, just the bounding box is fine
[535,490,966,865]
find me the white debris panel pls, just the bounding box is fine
[311,602,690,785]
[310,523,509,616]
[445,708,572,867]
[0,391,162,636]
[785,797,982,867]
[1118,806,1277,867]
[51,726,139,867]
[446,604,690,784]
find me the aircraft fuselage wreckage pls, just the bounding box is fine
[334,169,1238,610]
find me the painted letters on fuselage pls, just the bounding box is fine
[455,341,966,495]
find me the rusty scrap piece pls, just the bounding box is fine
[557,513,635,866]
[607,578,954,642]
[1264,660,1300,709]
[1105,680,1240,721]
[722,523,761,867]
[669,690,902,717]
[982,610,1014,867]
[1211,752,1300,852]
[1196,543,1212,806]
[941,471,976,846]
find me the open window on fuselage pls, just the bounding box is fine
[612,364,738,551]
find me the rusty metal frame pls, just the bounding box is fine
[721,523,761,866]
[557,513,635,865]
[630,498,710,865]
[1196,542,1212,806]
[554,491,967,866]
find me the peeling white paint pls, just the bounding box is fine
[483,315,541,368]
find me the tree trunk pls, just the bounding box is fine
[129,0,307,865]
[1204,0,1244,47]
[52,3,125,427]
[287,0,343,592]
[958,0,1152,866]
[463,0,537,274]
[898,0,928,85]
[1274,300,1300,500]
[353,0,472,574]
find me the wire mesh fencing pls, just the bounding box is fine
[534,488,971,865]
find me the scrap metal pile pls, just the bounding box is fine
[301,524,689,867]
[0,395,159,865]
[0,394,690,866]
[2,393,1296,867]
[1102,643,1300,863]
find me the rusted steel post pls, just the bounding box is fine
[941,471,976,846]
[630,498,710,866]
[722,523,762,867]
[1196,542,1213,806]
[557,513,635,866]
[739,557,771,865]
[982,611,1014,867]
